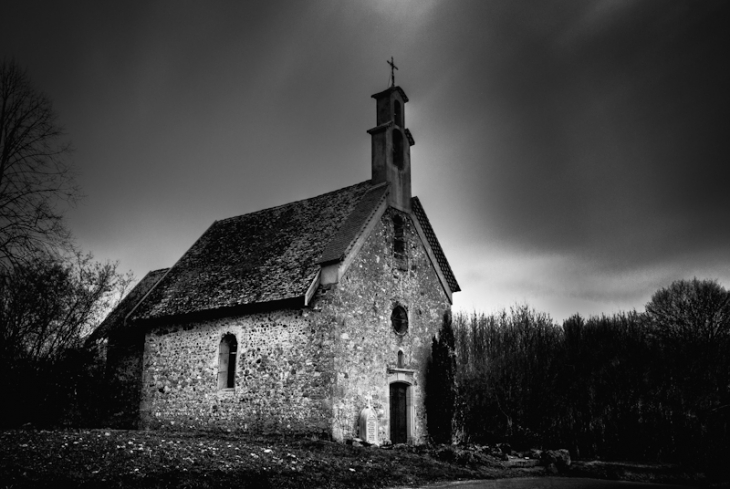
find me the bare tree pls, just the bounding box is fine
[0,251,134,365]
[645,278,730,345]
[0,251,134,427]
[0,59,79,272]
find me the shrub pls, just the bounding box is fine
[426,311,456,444]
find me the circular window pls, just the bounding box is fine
[391,306,408,335]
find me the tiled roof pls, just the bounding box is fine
[87,268,169,341]
[411,197,461,293]
[131,181,377,322]
[319,183,388,264]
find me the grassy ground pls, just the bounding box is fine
[0,429,708,488]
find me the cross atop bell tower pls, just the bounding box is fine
[387,56,398,87]
[367,66,415,211]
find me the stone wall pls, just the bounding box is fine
[139,309,335,434]
[319,208,451,444]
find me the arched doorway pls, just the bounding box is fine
[390,382,409,444]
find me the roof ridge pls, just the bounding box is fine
[318,183,389,264]
[336,184,389,260]
[216,180,373,224]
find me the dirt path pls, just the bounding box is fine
[416,477,694,489]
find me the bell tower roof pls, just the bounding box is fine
[371,86,409,103]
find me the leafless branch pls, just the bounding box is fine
[0,59,80,272]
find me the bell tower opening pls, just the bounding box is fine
[392,129,404,170]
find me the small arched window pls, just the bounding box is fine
[392,129,404,170]
[218,334,237,389]
[392,306,408,335]
[397,350,405,368]
[394,100,403,127]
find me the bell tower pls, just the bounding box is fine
[367,85,415,212]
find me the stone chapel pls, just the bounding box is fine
[90,83,460,445]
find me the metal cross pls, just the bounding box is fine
[387,57,398,87]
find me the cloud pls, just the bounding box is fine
[451,241,730,322]
[455,1,730,275]
[3,0,728,324]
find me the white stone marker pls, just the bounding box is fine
[358,405,379,445]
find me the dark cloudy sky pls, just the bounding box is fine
[2,0,728,322]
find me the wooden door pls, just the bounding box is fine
[390,383,408,444]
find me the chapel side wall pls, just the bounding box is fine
[139,309,334,434]
[325,208,451,444]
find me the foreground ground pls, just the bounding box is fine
[0,429,712,488]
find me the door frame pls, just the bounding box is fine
[387,368,416,444]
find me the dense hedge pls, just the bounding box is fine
[450,279,730,473]
[0,344,108,428]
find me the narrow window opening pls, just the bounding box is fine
[397,350,405,368]
[218,334,237,389]
[392,129,404,170]
[394,100,403,127]
[393,216,408,270]
[392,306,408,335]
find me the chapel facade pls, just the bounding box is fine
[91,83,460,444]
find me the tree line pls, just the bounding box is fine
[427,278,730,475]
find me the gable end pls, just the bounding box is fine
[319,184,389,285]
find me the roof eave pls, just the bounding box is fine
[409,197,461,303]
[367,121,393,135]
[371,86,409,103]
[130,296,307,328]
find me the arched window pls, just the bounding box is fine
[397,350,405,368]
[392,129,404,170]
[218,334,237,389]
[392,306,408,335]
[393,215,407,270]
[394,100,403,127]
